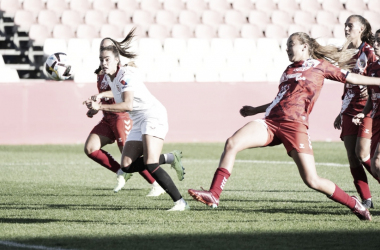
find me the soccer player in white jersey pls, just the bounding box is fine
[84,29,189,211]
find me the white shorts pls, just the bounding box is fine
[127,106,168,141]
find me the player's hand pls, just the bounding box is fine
[86,109,99,118]
[333,114,342,130]
[91,94,102,102]
[240,106,257,117]
[83,99,101,110]
[352,113,365,126]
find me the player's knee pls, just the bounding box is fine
[355,149,367,162]
[303,176,320,190]
[225,137,237,152]
[84,145,97,155]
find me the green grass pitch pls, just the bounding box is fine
[0,142,379,250]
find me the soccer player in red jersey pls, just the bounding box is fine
[333,15,378,209]
[84,37,185,196]
[189,32,380,221]
[353,29,380,184]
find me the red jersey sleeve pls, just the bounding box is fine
[323,61,348,83]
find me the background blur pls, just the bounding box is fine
[1,0,376,144]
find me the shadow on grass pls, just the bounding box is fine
[2,230,380,250]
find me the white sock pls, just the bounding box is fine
[116,169,124,175]
[152,181,160,187]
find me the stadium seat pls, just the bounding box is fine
[299,0,321,17]
[234,38,256,56]
[163,0,185,17]
[179,10,200,32]
[146,70,171,82]
[155,10,177,30]
[240,24,263,39]
[333,24,345,38]
[29,24,51,46]
[52,24,75,40]
[210,38,234,57]
[61,10,83,33]
[345,0,367,15]
[363,11,380,31]
[310,24,333,38]
[217,24,239,39]
[164,38,187,58]
[316,10,338,30]
[148,24,169,43]
[0,0,21,16]
[195,24,217,39]
[117,0,139,19]
[14,10,35,32]
[209,0,231,15]
[327,38,346,48]
[338,10,354,25]
[368,0,380,14]
[170,68,195,82]
[220,71,243,82]
[69,0,91,18]
[226,54,251,74]
[100,24,122,38]
[93,0,115,17]
[293,10,316,30]
[287,24,308,36]
[154,54,179,71]
[271,10,293,30]
[243,70,267,82]
[321,0,344,18]
[85,10,106,32]
[202,10,223,32]
[225,10,247,30]
[171,24,193,39]
[256,38,281,57]
[76,24,99,39]
[232,0,254,17]
[179,54,202,74]
[265,24,287,41]
[108,10,132,33]
[255,0,276,14]
[132,10,154,33]
[68,38,91,58]
[23,0,44,18]
[187,38,210,57]
[248,10,270,31]
[43,38,67,55]
[46,0,68,17]
[195,69,220,82]
[140,0,162,16]
[186,0,207,17]
[0,67,20,82]
[37,10,59,33]
[138,38,163,57]
[277,0,299,17]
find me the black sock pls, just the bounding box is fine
[146,163,182,201]
[122,156,166,173]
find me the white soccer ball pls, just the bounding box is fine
[44,52,72,81]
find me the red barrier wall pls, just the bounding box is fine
[0,80,344,144]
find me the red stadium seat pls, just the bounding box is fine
[117,0,139,19]
[202,10,223,32]
[37,10,59,33]
[265,24,287,41]
[299,0,321,17]
[93,0,115,17]
[240,24,263,39]
[14,10,35,31]
[225,10,247,30]
[61,10,83,32]
[100,24,122,39]
[195,24,217,39]
[248,10,270,31]
[46,0,68,17]
[186,0,207,17]
[321,0,344,18]
[156,10,177,30]
[148,24,169,43]
[171,24,193,39]
[363,11,380,31]
[179,10,200,32]
[277,0,299,17]
[368,0,380,14]
[0,0,21,16]
[333,24,345,39]
[132,10,154,33]
[76,24,99,39]
[23,0,44,17]
[217,24,239,39]
[316,11,338,30]
[85,10,106,32]
[52,24,75,40]
[29,24,51,46]
[310,24,333,38]
[108,10,131,33]
[163,0,185,17]
[70,0,91,18]
[345,0,367,15]
[140,0,162,15]
[209,0,231,15]
[338,10,354,25]
[271,10,293,29]
[232,0,254,17]
[293,10,316,30]
[255,0,276,14]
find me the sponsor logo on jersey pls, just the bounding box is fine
[120,79,127,85]
[100,79,109,89]
[280,72,305,83]
[365,129,370,134]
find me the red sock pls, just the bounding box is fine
[87,149,120,173]
[350,166,371,200]
[362,159,380,183]
[209,168,231,199]
[329,184,356,209]
[139,170,156,184]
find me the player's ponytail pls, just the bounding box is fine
[292,32,356,70]
[102,27,137,60]
[349,15,374,46]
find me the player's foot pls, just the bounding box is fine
[113,173,133,193]
[146,181,166,197]
[170,150,185,181]
[188,189,219,208]
[167,198,190,211]
[351,196,372,221]
[362,199,374,209]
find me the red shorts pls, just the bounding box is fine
[340,114,372,140]
[261,119,313,156]
[371,119,380,158]
[90,115,132,147]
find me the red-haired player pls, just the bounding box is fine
[333,15,378,209]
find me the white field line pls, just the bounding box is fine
[0,159,349,168]
[0,240,75,250]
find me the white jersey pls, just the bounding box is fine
[105,66,165,116]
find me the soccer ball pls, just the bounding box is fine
[44,52,72,81]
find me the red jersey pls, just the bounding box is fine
[366,60,380,120]
[97,73,130,119]
[341,42,377,116]
[265,59,347,128]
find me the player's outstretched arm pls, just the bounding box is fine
[346,73,380,86]
[85,91,134,112]
[240,103,271,117]
[91,90,114,101]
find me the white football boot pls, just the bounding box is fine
[167,198,190,211]
[114,170,133,193]
[146,181,166,197]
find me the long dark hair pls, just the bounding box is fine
[348,15,374,46]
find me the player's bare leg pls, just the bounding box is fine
[371,143,380,179]
[188,120,269,208]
